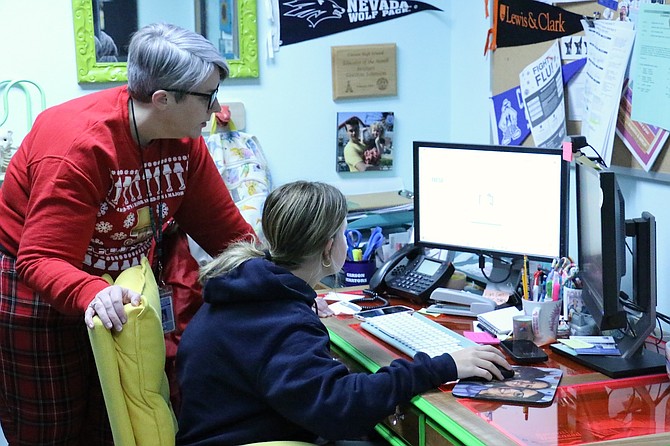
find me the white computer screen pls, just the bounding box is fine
[414,143,568,261]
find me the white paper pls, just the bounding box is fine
[518,40,567,148]
[631,4,670,131]
[322,291,362,302]
[580,19,636,166]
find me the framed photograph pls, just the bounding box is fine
[336,112,394,173]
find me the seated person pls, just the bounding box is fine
[176,180,510,445]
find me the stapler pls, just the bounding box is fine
[427,287,496,317]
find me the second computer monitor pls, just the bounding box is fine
[413,142,569,263]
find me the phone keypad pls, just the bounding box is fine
[389,272,434,295]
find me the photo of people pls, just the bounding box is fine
[452,366,563,406]
[336,112,394,172]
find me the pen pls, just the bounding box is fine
[545,270,555,302]
[532,267,544,301]
[522,255,529,300]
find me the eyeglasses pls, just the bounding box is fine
[164,87,219,109]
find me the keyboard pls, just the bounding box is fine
[360,311,477,358]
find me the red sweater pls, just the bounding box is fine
[0,86,253,315]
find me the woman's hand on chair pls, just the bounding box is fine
[84,285,141,331]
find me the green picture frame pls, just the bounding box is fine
[71,0,259,83]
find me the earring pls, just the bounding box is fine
[322,257,332,268]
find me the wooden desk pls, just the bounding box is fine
[323,312,670,446]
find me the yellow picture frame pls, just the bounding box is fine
[71,0,259,83]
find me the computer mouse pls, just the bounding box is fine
[499,365,515,379]
[464,365,514,382]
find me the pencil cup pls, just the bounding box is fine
[512,315,534,341]
[343,260,376,287]
[522,299,562,346]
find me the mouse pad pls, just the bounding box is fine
[452,366,563,406]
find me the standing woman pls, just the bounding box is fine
[176,181,510,445]
[0,23,253,444]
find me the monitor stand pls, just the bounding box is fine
[550,342,666,378]
[486,256,522,287]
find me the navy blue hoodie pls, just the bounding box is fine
[176,258,458,445]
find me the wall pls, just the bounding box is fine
[616,169,670,328]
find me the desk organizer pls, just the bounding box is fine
[343,260,376,286]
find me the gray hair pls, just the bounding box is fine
[199,181,348,283]
[127,22,229,102]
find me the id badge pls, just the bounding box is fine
[159,285,176,334]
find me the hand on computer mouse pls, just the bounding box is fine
[451,345,512,380]
[463,365,515,382]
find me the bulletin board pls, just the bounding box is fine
[491,0,670,174]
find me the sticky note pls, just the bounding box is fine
[562,141,573,162]
[558,338,593,349]
[464,331,500,345]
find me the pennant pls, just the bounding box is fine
[278,0,442,46]
[562,57,586,85]
[485,0,585,54]
[492,85,530,146]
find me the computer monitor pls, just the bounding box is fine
[413,141,569,281]
[550,163,665,378]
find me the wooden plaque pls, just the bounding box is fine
[331,44,397,100]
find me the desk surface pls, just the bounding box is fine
[323,309,670,446]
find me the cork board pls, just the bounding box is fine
[491,0,670,174]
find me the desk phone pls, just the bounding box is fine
[369,244,454,302]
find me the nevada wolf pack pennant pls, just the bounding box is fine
[279,0,442,46]
[485,0,584,54]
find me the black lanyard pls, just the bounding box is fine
[130,97,164,282]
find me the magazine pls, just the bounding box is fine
[452,366,563,406]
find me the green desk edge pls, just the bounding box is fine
[327,329,485,446]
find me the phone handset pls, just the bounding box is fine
[368,243,422,292]
[368,244,453,303]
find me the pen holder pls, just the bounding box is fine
[343,260,376,287]
[522,299,562,346]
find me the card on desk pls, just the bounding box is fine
[559,335,621,356]
[453,366,563,406]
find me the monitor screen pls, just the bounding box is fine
[575,164,627,330]
[551,162,664,378]
[413,142,569,262]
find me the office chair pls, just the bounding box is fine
[88,258,319,446]
[88,257,177,446]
